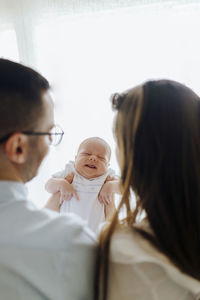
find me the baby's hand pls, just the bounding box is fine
[98,181,114,205]
[64,173,74,184]
[59,180,79,204]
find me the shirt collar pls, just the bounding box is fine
[0,180,28,203]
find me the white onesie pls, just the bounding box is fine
[52,161,116,233]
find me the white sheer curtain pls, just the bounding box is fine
[1,0,200,207]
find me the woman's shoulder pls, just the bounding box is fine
[110,224,160,264]
[110,223,179,267]
[110,223,200,297]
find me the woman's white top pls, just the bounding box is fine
[108,226,200,300]
[53,161,115,233]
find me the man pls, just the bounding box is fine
[0,59,96,300]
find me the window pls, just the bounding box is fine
[1,2,200,209]
[0,28,19,61]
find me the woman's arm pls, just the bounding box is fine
[104,195,116,220]
[105,179,122,195]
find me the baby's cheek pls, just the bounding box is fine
[100,163,107,174]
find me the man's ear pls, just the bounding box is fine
[4,133,29,164]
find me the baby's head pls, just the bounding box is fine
[74,137,111,179]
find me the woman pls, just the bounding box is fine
[95,80,200,300]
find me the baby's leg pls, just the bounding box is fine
[45,192,62,212]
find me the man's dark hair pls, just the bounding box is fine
[0,59,50,140]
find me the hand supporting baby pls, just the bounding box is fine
[63,174,118,207]
[98,176,122,219]
[62,174,118,207]
[44,174,79,208]
[45,173,120,217]
[98,176,117,205]
[60,174,79,204]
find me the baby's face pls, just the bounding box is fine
[74,139,110,179]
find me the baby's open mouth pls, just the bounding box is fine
[85,164,97,169]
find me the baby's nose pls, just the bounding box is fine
[89,155,97,161]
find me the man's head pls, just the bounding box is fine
[74,137,111,179]
[0,59,54,182]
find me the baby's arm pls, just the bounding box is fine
[98,176,121,205]
[45,177,68,194]
[98,176,121,220]
[45,173,79,212]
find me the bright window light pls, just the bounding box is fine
[24,5,200,208]
[0,29,19,61]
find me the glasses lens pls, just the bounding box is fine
[49,125,64,146]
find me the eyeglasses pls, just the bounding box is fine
[0,124,64,146]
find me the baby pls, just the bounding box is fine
[45,137,120,233]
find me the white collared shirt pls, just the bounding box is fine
[0,181,96,300]
[108,226,200,300]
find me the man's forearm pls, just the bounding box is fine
[44,192,61,212]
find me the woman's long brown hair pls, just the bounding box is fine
[95,80,200,300]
